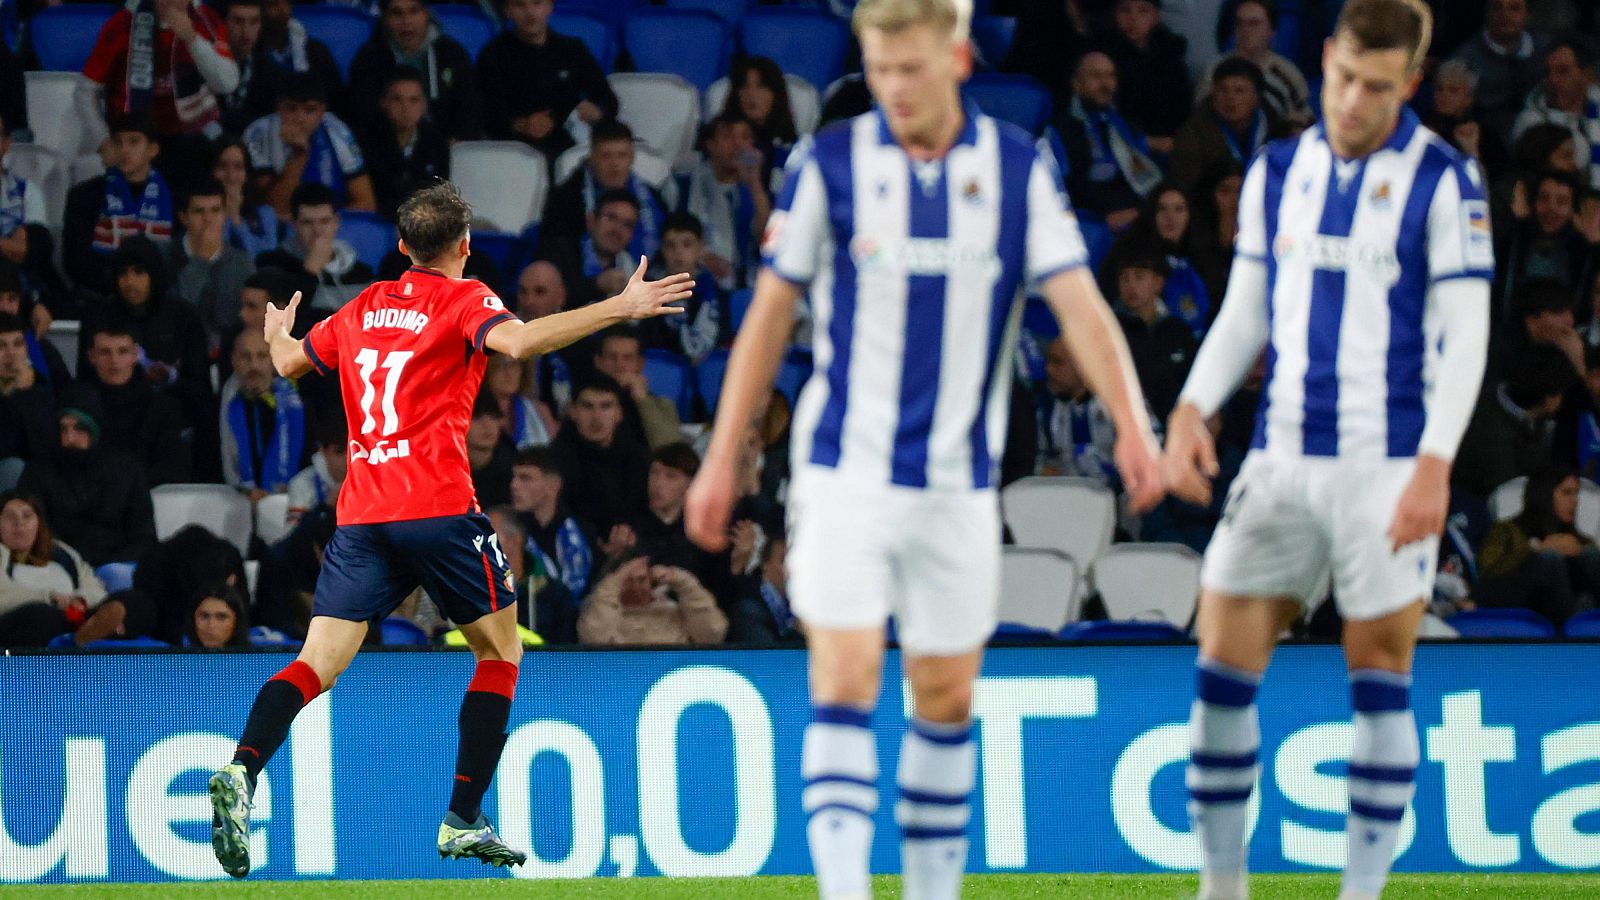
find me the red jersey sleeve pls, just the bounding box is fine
[457,285,519,353]
[82,11,133,84]
[303,313,343,376]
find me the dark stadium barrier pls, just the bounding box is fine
[3,643,1598,883]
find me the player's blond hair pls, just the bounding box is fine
[851,0,971,45]
[1334,0,1433,72]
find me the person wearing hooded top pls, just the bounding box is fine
[0,312,56,476]
[345,0,482,142]
[17,387,157,570]
[63,115,173,296]
[78,319,193,486]
[477,0,617,162]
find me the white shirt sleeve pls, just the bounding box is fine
[187,35,240,96]
[1233,153,1270,263]
[760,136,828,286]
[1025,149,1088,285]
[1427,157,1495,283]
[1417,278,1490,460]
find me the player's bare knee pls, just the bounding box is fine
[909,677,973,723]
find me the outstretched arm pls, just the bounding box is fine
[485,258,693,360]
[266,291,313,378]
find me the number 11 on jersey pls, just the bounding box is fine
[354,348,414,436]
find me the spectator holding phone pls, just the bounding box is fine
[669,113,770,290]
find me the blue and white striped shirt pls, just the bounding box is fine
[762,108,1088,491]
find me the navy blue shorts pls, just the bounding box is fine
[311,512,516,626]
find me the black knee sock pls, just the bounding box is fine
[448,660,517,822]
[233,660,321,784]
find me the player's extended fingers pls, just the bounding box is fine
[630,256,649,283]
[286,290,302,313]
[1196,434,1220,478]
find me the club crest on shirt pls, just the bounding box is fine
[962,179,983,206]
[1369,181,1392,210]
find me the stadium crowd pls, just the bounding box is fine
[0,0,1597,650]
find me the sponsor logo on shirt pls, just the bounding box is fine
[849,236,1001,278]
[349,439,411,465]
[1273,233,1401,284]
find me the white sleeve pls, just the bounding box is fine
[1417,278,1490,461]
[1232,153,1270,262]
[760,136,828,286]
[1428,157,1495,283]
[1176,257,1270,418]
[22,179,46,226]
[1025,149,1088,285]
[188,36,240,95]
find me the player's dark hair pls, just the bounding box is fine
[1506,345,1577,408]
[662,211,704,240]
[1211,56,1266,97]
[512,445,566,479]
[289,182,339,217]
[1516,278,1576,321]
[182,177,226,210]
[593,189,641,217]
[397,182,473,264]
[1334,0,1431,71]
[244,266,301,306]
[0,311,25,337]
[652,442,701,478]
[590,119,634,146]
[382,65,427,95]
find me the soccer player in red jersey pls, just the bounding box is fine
[208,183,691,876]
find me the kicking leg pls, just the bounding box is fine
[1189,591,1299,900]
[1339,600,1424,900]
[438,603,528,868]
[803,626,885,900]
[212,615,365,877]
[897,650,981,900]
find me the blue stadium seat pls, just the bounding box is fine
[296,7,374,79]
[740,9,849,93]
[644,348,696,419]
[469,229,536,297]
[1058,620,1187,642]
[696,347,730,412]
[665,0,751,25]
[970,15,1016,68]
[727,287,754,333]
[562,0,647,27]
[550,11,616,72]
[432,5,497,60]
[30,4,116,72]
[1564,609,1600,637]
[623,9,730,92]
[1447,608,1556,639]
[963,73,1051,136]
[1078,215,1112,273]
[338,210,398,272]
[380,616,431,646]
[775,347,812,407]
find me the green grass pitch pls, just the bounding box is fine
[8,874,1600,899]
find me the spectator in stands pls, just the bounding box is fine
[517,259,567,320]
[1424,60,1509,178]
[79,237,213,434]
[81,0,239,175]
[1113,246,1196,420]
[222,0,344,134]
[674,113,771,290]
[1509,277,1587,380]
[0,491,127,648]
[245,74,377,218]
[1052,51,1161,232]
[477,0,617,160]
[1454,0,1550,146]
[218,265,289,384]
[1188,160,1244,303]
[577,552,727,646]
[1498,169,1599,300]
[1099,183,1211,337]
[252,505,332,636]
[361,67,451,219]
[0,115,61,311]
[1170,58,1279,194]
[643,213,722,363]
[1000,0,1095,99]
[81,322,193,486]
[167,178,256,347]
[133,522,246,644]
[1512,122,1582,180]
[1512,38,1600,189]
[63,116,173,296]
[186,583,252,648]
[509,446,594,642]
[468,393,515,508]
[220,329,311,499]
[347,0,482,142]
[0,270,69,389]
[1035,338,1120,484]
[633,443,725,592]
[19,388,157,569]
[1198,0,1313,132]
[212,136,287,259]
[287,414,346,528]
[544,120,668,260]
[553,376,650,534]
[538,189,639,307]
[1096,0,1190,144]
[485,352,554,449]
[1474,465,1600,625]
[0,313,56,473]
[593,326,681,450]
[256,183,376,313]
[727,531,799,644]
[1455,345,1578,498]
[720,56,800,174]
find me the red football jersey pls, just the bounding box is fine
[82,6,233,136]
[303,267,518,525]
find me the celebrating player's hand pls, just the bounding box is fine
[685,453,737,552]
[265,290,302,341]
[612,258,693,320]
[1162,402,1219,506]
[1387,454,1451,551]
[1115,428,1165,514]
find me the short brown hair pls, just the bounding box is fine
[397,181,473,264]
[852,0,968,43]
[1334,0,1432,71]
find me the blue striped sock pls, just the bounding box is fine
[1188,657,1263,880]
[1344,669,1417,898]
[802,705,877,899]
[896,718,974,900]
